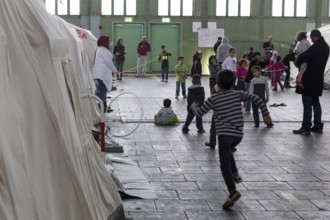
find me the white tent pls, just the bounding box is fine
[67,23,98,72]
[0,1,123,219]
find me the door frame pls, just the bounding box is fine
[148,22,182,73]
[112,22,147,72]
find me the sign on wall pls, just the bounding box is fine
[198,28,224,48]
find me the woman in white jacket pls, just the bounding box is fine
[93,36,118,112]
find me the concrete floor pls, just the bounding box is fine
[110,75,330,220]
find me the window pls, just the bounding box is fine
[158,0,193,16]
[296,0,307,17]
[102,0,112,15]
[57,0,68,15]
[114,0,124,15]
[284,0,294,17]
[45,0,80,15]
[240,0,251,16]
[272,0,307,17]
[170,0,181,16]
[102,0,137,16]
[158,0,169,16]
[216,0,251,16]
[182,0,193,16]
[126,0,137,16]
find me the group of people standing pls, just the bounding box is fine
[92,29,329,210]
[182,28,330,210]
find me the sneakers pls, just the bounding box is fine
[254,124,259,128]
[205,142,215,149]
[272,88,277,91]
[281,86,284,91]
[293,127,311,135]
[175,96,178,99]
[197,129,205,134]
[222,190,241,209]
[245,111,250,115]
[182,128,189,134]
[233,174,242,183]
[161,79,164,82]
[165,80,168,83]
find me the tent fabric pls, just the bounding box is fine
[0,1,123,220]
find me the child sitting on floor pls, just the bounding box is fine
[154,99,179,125]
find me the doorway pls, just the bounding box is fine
[113,23,145,73]
[149,23,181,73]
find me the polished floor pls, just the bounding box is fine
[110,75,330,220]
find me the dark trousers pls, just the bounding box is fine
[176,82,186,97]
[182,111,203,130]
[284,68,291,82]
[218,135,242,194]
[252,98,265,125]
[236,80,246,92]
[209,78,217,94]
[302,95,323,129]
[161,65,169,80]
[209,116,217,146]
[245,82,251,112]
[115,60,124,72]
[95,79,107,110]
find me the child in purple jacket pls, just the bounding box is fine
[264,55,288,91]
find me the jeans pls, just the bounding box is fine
[302,95,323,129]
[95,79,107,110]
[182,111,203,130]
[161,65,169,80]
[245,82,251,112]
[176,82,186,97]
[218,135,242,194]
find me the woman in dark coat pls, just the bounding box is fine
[113,38,126,80]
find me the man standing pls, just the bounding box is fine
[293,29,330,135]
[216,37,232,68]
[213,37,222,54]
[262,36,274,59]
[136,36,151,77]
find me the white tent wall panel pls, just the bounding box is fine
[0,1,122,219]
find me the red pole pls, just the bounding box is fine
[100,121,105,152]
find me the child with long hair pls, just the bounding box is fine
[264,55,288,91]
[236,59,248,92]
[208,55,220,94]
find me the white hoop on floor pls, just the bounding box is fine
[105,92,144,137]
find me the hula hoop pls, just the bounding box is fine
[262,68,287,72]
[105,92,144,137]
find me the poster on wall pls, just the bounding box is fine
[192,22,202,32]
[198,28,224,47]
